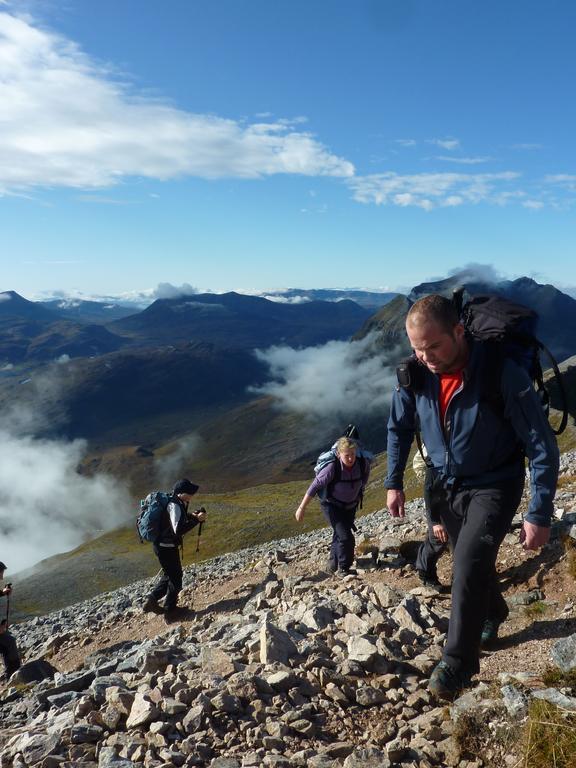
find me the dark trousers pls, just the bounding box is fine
[430,476,524,675]
[150,545,183,610]
[322,501,357,570]
[415,513,447,575]
[416,469,447,575]
[0,631,21,677]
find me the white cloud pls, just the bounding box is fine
[152,282,198,300]
[427,138,461,150]
[0,362,132,573]
[447,263,503,283]
[435,155,491,165]
[0,12,354,195]
[512,143,543,151]
[545,175,576,191]
[260,294,311,304]
[349,171,521,209]
[154,435,202,487]
[32,282,201,307]
[0,427,131,573]
[250,334,397,419]
[522,200,545,210]
[395,138,417,147]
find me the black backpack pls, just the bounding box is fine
[397,289,568,436]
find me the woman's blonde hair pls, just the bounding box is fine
[336,436,358,454]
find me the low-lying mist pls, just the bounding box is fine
[251,333,398,420]
[0,364,131,575]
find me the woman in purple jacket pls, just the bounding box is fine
[295,437,370,575]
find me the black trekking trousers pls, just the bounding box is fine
[430,475,524,675]
[415,469,448,576]
[150,544,183,610]
[321,501,357,571]
[0,631,21,677]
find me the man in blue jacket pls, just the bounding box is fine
[385,294,559,700]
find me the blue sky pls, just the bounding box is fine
[1,0,575,301]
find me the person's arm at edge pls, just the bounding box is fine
[385,386,417,518]
[295,463,335,522]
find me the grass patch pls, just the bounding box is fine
[562,534,576,580]
[524,601,548,618]
[453,711,491,756]
[453,708,519,766]
[542,667,576,691]
[523,699,576,768]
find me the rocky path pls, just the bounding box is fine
[1,455,576,767]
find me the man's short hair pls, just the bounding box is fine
[407,294,459,334]
[0,561,6,572]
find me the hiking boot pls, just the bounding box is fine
[481,614,508,649]
[326,558,337,573]
[417,570,447,592]
[142,596,164,615]
[337,567,358,577]
[428,661,472,701]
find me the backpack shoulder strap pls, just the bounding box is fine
[479,339,506,417]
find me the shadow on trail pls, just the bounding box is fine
[494,616,576,651]
[499,538,566,591]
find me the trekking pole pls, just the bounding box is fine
[5,591,10,630]
[189,521,204,610]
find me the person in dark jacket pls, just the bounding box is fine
[295,437,370,576]
[0,561,21,679]
[142,479,206,620]
[385,294,559,700]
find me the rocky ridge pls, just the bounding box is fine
[2,454,576,767]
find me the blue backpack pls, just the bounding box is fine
[137,491,172,543]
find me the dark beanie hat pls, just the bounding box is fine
[0,562,6,571]
[173,478,199,496]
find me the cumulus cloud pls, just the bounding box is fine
[0,365,131,573]
[0,12,354,195]
[446,263,503,283]
[250,334,397,419]
[151,283,199,300]
[348,171,521,210]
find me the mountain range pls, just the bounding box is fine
[1,273,575,500]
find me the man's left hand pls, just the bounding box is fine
[520,521,550,551]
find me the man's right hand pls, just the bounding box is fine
[387,489,406,518]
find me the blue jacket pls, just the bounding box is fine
[385,340,559,526]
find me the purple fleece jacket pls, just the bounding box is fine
[306,459,369,505]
